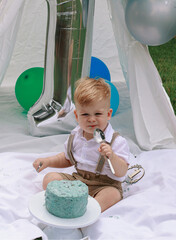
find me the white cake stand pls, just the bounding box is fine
[29,191,101,240]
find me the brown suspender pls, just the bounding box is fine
[67,132,119,175]
[67,134,77,167]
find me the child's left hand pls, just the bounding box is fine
[99,143,113,160]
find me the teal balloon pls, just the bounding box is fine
[15,67,44,111]
[105,80,119,116]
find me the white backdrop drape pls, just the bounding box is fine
[0,0,124,87]
[0,0,176,150]
[108,0,176,150]
[0,0,25,85]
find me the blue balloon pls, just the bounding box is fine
[89,56,119,116]
[105,80,119,117]
[90,56,111,81]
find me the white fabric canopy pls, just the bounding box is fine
[0,0,124,87]
[108,0,176,150]
[0,0,176,150]
[0,0,25,84]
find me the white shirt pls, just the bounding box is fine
[64,123,130,182]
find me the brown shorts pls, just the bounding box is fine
[59,169,123,199]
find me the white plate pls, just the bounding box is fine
[29,191,101,229]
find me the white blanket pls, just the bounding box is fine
[1,84,176,239]
[1,150,176,239]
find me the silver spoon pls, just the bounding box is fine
[36,162,43,172]
[93,128,115,174]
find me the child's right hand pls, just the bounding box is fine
[33,157,49,173]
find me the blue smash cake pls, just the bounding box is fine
[45,180,88,218]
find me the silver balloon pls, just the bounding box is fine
[125,0,176,46]
[28,0,95,135]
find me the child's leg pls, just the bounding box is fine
[94,187,122,212]
[43,172,64,190]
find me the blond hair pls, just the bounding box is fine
[74,77,111,107]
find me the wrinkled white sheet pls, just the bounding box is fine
[1,83,176,239]
[1,150,176,240]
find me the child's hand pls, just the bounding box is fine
[99,143,113,160]
[33,157,49,173]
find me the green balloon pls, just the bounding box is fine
[15,67,44,111]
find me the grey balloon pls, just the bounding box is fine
[125,0,176,46]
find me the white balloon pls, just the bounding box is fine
[125,0,176,46]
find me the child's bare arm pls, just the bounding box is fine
[33,152,72,172]
[99,143,128,177]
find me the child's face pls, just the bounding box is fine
[74,100,112,140]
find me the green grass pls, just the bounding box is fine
[148,38,176,114]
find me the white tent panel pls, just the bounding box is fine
[1,0,124,87]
